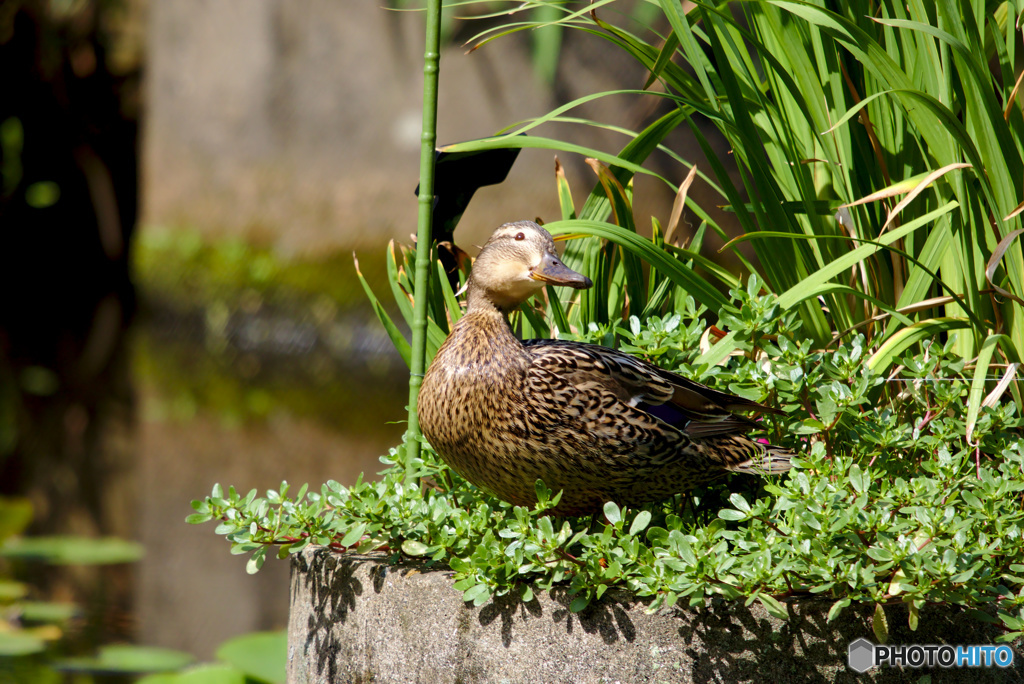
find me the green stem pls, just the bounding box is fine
[406,0,443,474]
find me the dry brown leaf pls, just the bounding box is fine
[665,164,698,247]
[881,163,972,232]
[985,227,1024,306]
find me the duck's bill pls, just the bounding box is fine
[530,253,593,289]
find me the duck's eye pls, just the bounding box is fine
[514,232,525,241]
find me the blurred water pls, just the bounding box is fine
[133,299,407,658]
[1,290,407,663]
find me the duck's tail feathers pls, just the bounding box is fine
[728,445,794,476]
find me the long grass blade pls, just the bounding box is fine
[547,220,729,311]
[867,318,971,373]
[966,334,1005,443]
[354,254,411,367]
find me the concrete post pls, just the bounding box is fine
[288,546,1021,683]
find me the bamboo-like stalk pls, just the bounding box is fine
[406,0,443,471]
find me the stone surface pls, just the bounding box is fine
[288,547,1023,683]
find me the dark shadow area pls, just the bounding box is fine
[296,550,366,683]
[0,0,138,532]
[548,587,641,646]
[673,599,1022,683]
[0,0,140,648]
[478,589,545,648]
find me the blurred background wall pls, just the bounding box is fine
[145,0,557,253]
[142,1,685,252]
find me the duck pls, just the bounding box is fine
[418,220,792,516]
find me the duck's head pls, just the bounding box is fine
[468,221,593,312]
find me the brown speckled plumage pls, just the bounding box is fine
[418,221,792,516]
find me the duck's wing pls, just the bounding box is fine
[522,339,776,436]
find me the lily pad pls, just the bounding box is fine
[215,630,287,684]
[139,663,248,684]
[0,631,46,656]
[0,497,33,543]
[0,536,144,565]
[19,601,78,623]
[0,579,28,602]
[54,644,193,674]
